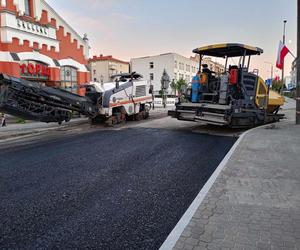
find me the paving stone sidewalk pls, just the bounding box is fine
[173,120,300,250]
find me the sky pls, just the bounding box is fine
[47,0,297,80]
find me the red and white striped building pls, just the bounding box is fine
[0,0,90,95]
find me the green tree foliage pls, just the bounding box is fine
[175,78,187,95]
[272,80,284,93]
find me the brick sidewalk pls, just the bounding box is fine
[168,121,300,250]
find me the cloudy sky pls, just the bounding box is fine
[47,0,297,80]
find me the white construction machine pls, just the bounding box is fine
[85,73,154,125]
[0,72,154,126]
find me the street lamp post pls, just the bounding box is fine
[296,0,300,124]
[281,20,287,95]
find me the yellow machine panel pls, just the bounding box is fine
[255,77,285,113]
[268,90,285,113]
[255,77,268,109]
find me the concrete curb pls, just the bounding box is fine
[0,119,89,142]
[0,127,58,142]
[159,124,264,250]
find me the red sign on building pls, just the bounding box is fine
[20,61,50,79]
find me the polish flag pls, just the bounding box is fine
[276,41,289,70]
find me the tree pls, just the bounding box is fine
[272,80,284,93]
[170,78,188,96]
[176,78,187,95]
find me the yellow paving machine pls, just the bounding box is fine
[169,43,285,128]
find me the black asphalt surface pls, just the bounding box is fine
[0,127,236,249]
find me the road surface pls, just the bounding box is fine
[0,118,237,249]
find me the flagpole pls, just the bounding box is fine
[288,50,296,59]
[296,0,300,125]
[281,20,287,95]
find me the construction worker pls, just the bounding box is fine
[201,64,211,94]
[1,113,6,127]
[202,64,211,75]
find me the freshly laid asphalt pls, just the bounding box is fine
[0,127,236,249]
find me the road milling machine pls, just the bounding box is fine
[168,43,285,128]
[0,72,153,126]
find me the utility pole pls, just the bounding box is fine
[281,20,287,95]
[264,62,273,86]
[296,0,300,124]
[271,64,273,84]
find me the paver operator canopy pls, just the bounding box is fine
[193,43,263,77]
[193,43,263,57]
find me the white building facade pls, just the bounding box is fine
[290,59,297,89]
[131,53,199,95]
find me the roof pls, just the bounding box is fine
[193,43,263,57]
[89,55,129,64]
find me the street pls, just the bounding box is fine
[0,0,298,249]
[0,117,236,249]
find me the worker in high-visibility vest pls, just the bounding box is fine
[200,64,211,99]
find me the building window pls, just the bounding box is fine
[93,70,96,75]
[150,62,154,69]
[175,60,177,68]
[150,73,154,81]
[174,73,177,80]
[179,63,184,70]
[186,65,190,72]
[94,78,97,82]
[60,66,78,93]
[24,0,31,16]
